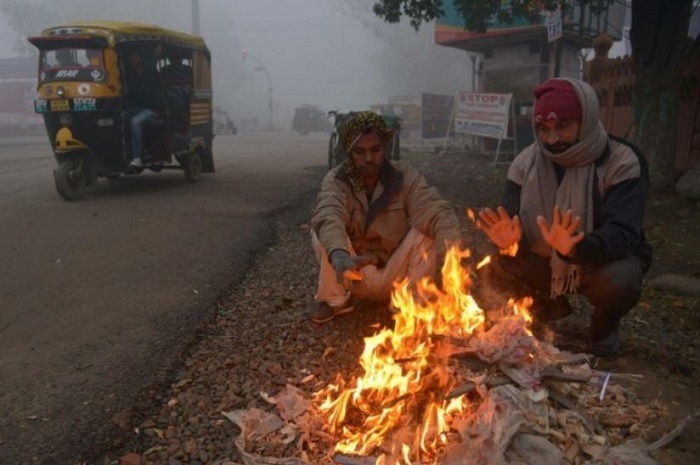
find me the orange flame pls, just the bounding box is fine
[499,242,519,257]
[314,246,492,463]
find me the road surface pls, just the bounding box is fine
[0,132,328,463]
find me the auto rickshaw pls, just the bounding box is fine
[28,21,215,200]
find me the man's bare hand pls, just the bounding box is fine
[536,205,584,257]
[476,207,522,250]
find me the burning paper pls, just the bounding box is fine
[226,247,685,465]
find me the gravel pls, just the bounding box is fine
[94,148,700,465]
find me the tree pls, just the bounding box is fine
[630,0,694,190]
[372,0,695,191]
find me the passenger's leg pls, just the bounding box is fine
[130,109,158,164]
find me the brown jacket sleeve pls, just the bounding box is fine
[311,167,351,257]
[402,165,462,248]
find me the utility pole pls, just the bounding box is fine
[546,1,565,77]
[242,49,274,130]
[191,0,200,35]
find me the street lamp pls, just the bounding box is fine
[242,49,274,130]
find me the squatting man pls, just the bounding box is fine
[476,77,652,357]
[308,111,462,324]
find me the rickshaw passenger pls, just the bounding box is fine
[125,51,159,168]
[161,53,192,134]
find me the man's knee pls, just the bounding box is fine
[583,258,645,314]
[483,253,550,295]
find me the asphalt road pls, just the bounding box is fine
[0,132,328,463]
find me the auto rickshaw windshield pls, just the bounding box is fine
[40,48,105,83]
[42,48,104,69]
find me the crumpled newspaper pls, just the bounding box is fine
[223,384,312,465]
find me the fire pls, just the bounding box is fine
[314,246,534,464]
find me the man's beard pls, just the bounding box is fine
[544,142,574,154]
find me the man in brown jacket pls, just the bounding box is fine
[309,111,462,323]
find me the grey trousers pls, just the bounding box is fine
[484,251,646,341]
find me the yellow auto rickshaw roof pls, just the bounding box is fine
[41,20,208,52]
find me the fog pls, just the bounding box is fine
[0,0,473,129]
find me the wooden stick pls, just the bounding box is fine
[541,365,593,383]
[446,376,512,399]
[548,388,604,436]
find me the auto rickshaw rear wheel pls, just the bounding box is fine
[183,151,202,183]
[54,158,86,201]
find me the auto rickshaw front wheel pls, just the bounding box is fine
[182,151,202,183]
[54,159,86,201]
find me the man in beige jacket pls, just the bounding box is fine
[309,111,462,323]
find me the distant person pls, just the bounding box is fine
[475,78,652,357]
[124,51,159,168]
[161,51,192,134]
[308,111,462,323]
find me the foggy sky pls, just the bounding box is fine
[0,0,473,127]
[214,0,472,126]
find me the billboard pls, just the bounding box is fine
[435,2,544,47]
[434,1,625,48]
[454,92,512,139]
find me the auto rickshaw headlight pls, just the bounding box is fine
[59,113,73,127]
[56,86,65,97]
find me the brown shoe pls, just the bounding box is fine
[307,301,355,324]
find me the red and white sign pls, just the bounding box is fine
[454,92,512,139]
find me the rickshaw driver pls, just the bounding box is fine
[125,51,160,168]
[55,48,80,67]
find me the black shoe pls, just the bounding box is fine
[589,328,621,357]
[307,301,355,324]
[530,296,573,323]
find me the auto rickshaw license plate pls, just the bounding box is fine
[50,99,70,111]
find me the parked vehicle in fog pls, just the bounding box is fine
[292,105,332,135]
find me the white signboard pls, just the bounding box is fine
[546,10,563,42]
[454,92,512,139]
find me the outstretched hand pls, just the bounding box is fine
[536,205,585,257]
[330,250,374,284]
[476,207,522,250]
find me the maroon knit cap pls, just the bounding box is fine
[533,79,582,124]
